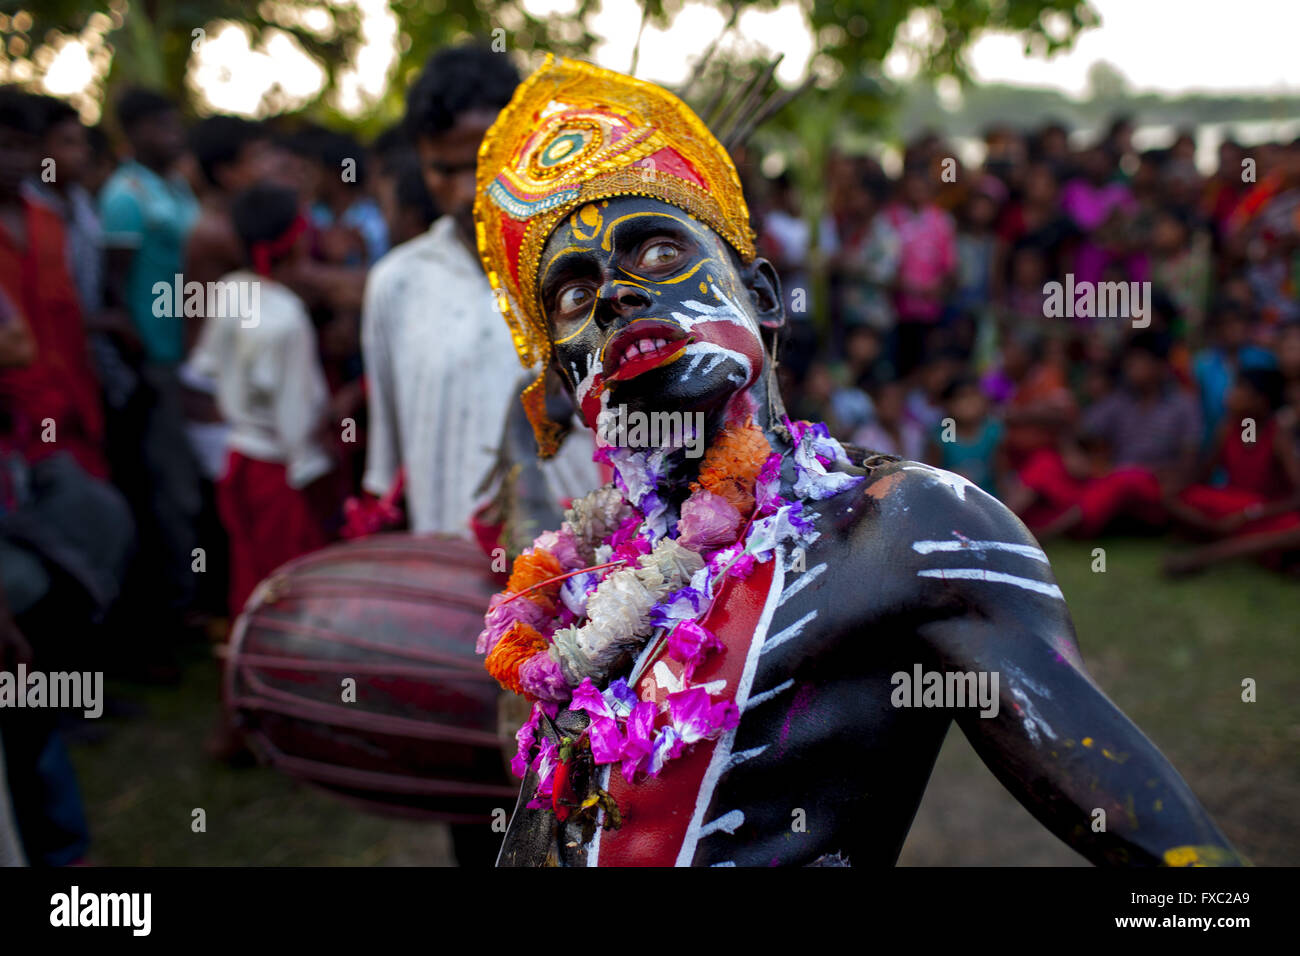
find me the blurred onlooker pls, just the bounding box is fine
[853,380,924,461]
[377,148,440,248]
[1061,144,1139,288]
[925,375,1005,497]
[1170,367,1300,538]
[187,184,336,616]
[305,129,389,267]
[98,87,204,619]
[790,361,872,441]
[761,171,836,369]
[100,88,199,365]
[1150,206,1211,333]
[905,347,963,432]
[22,97,102,320]
[832,171,897,334]
[1,87,133,868]
[182,115,282,479]
[952,175,1005,316]
[882,162,957,375]
[361,43,598,538]
[985,329,1076,471]
[1080,331,1201,487]
[1193,300,1277,444]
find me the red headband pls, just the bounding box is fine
[251,214,309,278]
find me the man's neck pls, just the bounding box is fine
[635,362,791,506]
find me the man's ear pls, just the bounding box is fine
[743,256,784,331]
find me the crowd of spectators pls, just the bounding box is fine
[752,120,1300,571]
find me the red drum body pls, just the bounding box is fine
[225,533,519,823]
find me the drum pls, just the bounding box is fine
[224,533,520,824]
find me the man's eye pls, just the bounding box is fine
[557,284,593,314]
[640,241,681,270]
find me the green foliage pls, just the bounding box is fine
[5,0,1099,129]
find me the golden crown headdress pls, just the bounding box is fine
[475,52,806,456]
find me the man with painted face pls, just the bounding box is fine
[474,57,1243,867]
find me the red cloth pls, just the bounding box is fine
[1177,484,1300,537]
[216,450,330,616]
[1221,418,1290,500]
[0,197,106,477]
[1017,447,1164,536]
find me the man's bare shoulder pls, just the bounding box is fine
[831,454,1062,608]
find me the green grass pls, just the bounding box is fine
[67,657,454,866]
[66,539,1299,865]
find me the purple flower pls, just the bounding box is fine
[587,715,623,764]
[755,452,784,516]
[603,677,638,718]
[559,570,597,616]
[526,736,559,808]
[727,552,758,579]
[518,652,571,702]
[511,704,545,778]
[787,500,817,536]
[611,534,652,566]
[477,590,549,655]
[667,688,739,745]
[619,700,658,782]
[609,513,644,548]
[647,725,680,776]
[649,585,705,628]
[677,490,742,552]
[569,677,612,721]
[667,620,723,678]
[535,526,583,570]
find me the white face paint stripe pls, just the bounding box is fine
[679,340,751,382]
[916,568,1064,599]
[912,540,1048,563]
[760,610,819,657]
[743,679,794,712]
[674,555,786,866]
[779,562,827,605]
[698,809,745,838]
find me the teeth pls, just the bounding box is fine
[617,336,676,366]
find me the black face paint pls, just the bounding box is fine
[536,196,767,434]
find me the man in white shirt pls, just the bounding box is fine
[362,44,597,537]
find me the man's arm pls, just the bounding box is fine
[900,469,1243,866]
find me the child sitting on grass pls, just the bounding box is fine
[1165,367,1300,575]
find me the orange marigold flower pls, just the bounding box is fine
[485,621,549,695]
[506,548,564,612]
[692,421,772,515]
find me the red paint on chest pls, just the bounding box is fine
[594,559,774,866]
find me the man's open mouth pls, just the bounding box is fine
[603,321,694,382]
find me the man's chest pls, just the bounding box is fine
[552,530,922,867]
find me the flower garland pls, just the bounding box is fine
[477,416,863,819]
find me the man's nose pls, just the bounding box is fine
[597,281,653,323]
